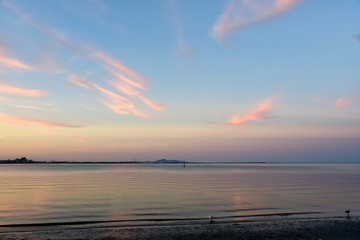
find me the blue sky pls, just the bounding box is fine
[0,0,359,162]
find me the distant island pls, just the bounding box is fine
[153,159,184,164]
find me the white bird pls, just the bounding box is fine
[209,215,214,222]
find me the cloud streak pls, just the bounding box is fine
[67,74,150,116]
[209,93,279,127]
[334,96,358,108]
[0,44,34,71]
[0,82,47,97]
[111,80,141,96]
[169,0,193,58]
[138,95,164,110]
[93,82,135,115]
[68,75,92,89]
[0,113,83,128]
[69,51,163,116]
[94,51,147,88]
[2,0,78,51]
[212,0,300,42]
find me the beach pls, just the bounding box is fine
[1,217,359,240]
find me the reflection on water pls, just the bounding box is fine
[0,163,359,225]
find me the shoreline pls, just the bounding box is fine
[1,217,359,240]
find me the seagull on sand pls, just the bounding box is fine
[345,209,350,217]
[209,215,214,222]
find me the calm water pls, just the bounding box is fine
[0,163,359,226]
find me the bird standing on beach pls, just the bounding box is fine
[345,209,350,217]
[209,215,214,223]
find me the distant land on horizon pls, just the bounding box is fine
[0,157,271,164]
[0,157,188,164]
[1,157,358,164]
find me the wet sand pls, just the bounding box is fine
[0,217,359,240]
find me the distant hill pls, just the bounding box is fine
[153,159,183,164]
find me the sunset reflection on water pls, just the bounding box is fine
[1,163,360,226]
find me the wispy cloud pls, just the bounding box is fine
[0,44,34,71]
[138,95,164,110]
[208,93,279,127]
[169,0,194,58]
[0,95,6,100]
[67,74,154,117]
[0,82,47,97]
[104,66,146,90]
[2,0,78,51]
[111,80,141,96]
[334,96,358,108]
[68,75,92,89]
[0,112,83,128]
[93,51,147,88]
[92,83,135,115]
[69,50,163,116]
[212,0,300,42]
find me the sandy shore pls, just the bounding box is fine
[0,217,359,240]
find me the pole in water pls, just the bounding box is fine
[183,161,186,167]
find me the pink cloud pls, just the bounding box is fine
[111,80,141,96]
[68,75,92,89]
[128,108,150,118]
[92,83,130,102]
[0,95,6,100]
[0,82,47,97]
[103,65,146,90]
[212,0,300,42]
[0,44,34,71]
[66,74,158,117]
[92,83,135,115]
[100,100,131,115]
[0,55,34,71]
[94,51,147,87]
[138,95,164,110]
[209,94,279,127]
[334,96,358,108]
[0,113,83,128]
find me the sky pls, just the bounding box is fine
[0,0,359,162]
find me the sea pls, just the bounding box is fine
[0,163,359,227]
